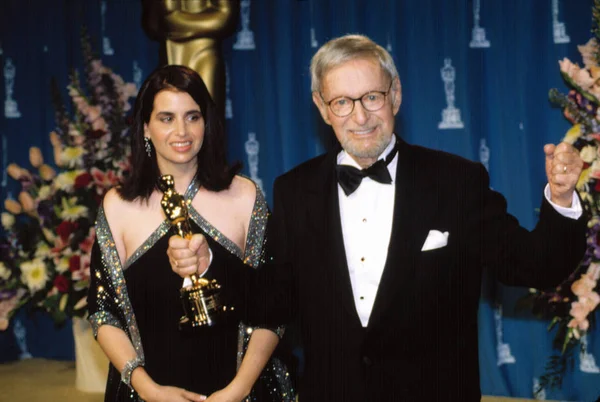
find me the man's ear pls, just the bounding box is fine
[312,91,332,126]
[391,77,402,115]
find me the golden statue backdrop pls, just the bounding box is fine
[142,0,240,115]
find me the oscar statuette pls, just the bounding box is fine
[158,174,227,328]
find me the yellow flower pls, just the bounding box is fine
[20,258,49,292]
[0,262,11,280]
[73,297,87,311]
[42,227,56,243]
[580,145,597,163]
[34,242,52,258]
[38,185,52,200]
[4,199,22,214]
[1,212,15,230]
[577,167,591,190]
[59,294,68,312]
[563,124,582,144]
[60,147,86,168]
[56,257,70,274]
[29,147,44,168]
[39,164,56,181]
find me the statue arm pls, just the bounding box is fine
[164,0,240,40]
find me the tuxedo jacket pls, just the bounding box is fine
[261,138,586,402]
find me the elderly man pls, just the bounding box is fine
[170,34,587,401]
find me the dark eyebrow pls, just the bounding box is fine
[155,110,201,117]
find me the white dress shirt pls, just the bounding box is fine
[338,138,398,327]
[337,136,582,328]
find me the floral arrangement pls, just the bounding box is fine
[523,0,600,393]
[0,35,136,329]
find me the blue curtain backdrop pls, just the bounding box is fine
[1,1,599,400]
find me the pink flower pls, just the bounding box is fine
[587,263,600,281]
[91,117,107,132]
[568,317,589,332]
[39,164,56,181]
[571,275,596,296]
[570,301,589,322]
[580,292,600,312]
[18,191,36,213]
[0,289,27,331]
[91,167,120,190]
[559,58,596,90]
[71,254,90,282]
[578,38,599,69]
[29,147,44,168]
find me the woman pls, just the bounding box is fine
[88,65,293,401]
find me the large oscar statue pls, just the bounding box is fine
[142,0,239,117]
[158,175,227,328]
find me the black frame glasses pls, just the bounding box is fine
[320,80,394,117]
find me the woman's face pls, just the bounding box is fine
[144,89,205,174]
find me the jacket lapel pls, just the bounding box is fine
[305,149,362,326]
[367,139,432,330]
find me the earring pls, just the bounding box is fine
[144,137,152,157]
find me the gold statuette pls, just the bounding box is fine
[158,174,227,328]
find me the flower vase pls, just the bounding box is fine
[72,316,109,393]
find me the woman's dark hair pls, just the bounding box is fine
[119,65,240,201]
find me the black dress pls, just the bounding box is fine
[88,181,294,401]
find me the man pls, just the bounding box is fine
[169,35,586,401]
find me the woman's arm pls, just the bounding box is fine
[90,191,206,402]
[206,329,280,401]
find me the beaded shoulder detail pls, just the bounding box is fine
[187,178,268,268]
[92,206,145,362]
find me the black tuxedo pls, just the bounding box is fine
[259,138,586,402]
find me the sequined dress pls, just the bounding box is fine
[88,181,294,401]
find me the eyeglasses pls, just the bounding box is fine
[320,81,394,117]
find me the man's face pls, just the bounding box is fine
[312,58,401,168]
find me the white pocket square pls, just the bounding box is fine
[421,230,449,251]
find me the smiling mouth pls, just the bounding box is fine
[351,127,376,135]
[171,141,192,147]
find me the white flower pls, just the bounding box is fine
[1,212,15,230]
[20,258,49,292]
[0,262,11,280]
[580,145,597,163]
[59,197,88,221]
[54,170,84,191]
[56,257,70,274]
[60,147,86,168]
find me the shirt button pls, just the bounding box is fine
[362,356,372,366]
[360,257,365,262]
[362,218,367,223]
[360,296,364,300]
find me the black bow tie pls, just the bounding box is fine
[335,143,398,196]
